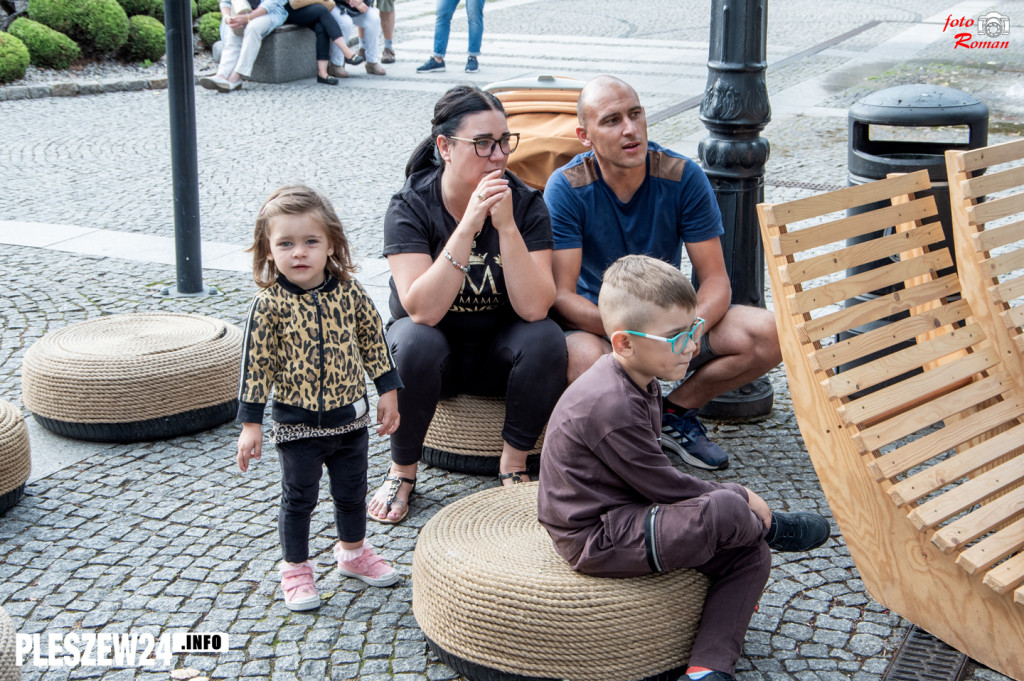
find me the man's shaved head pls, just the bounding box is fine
[577,75,639,128]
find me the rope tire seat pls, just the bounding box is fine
[0,400,30,516]
[0,605,19,681]
[412,483,709,681]
[21,313,243,443]
[422,394,543,475]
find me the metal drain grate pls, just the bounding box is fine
[882,626,970,681]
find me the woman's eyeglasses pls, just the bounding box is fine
[448,133,521,157]
[622,317,706,354]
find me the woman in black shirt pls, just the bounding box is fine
[370,85,567,523]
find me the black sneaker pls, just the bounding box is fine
[766,511,831,552]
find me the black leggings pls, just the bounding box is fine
[276,428,368,563]
[386,316,568,465]
[286,4,341,61]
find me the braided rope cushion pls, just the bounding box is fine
[412,483,709,681]
[422,395,544,475]
[21,313,242,442]
[0,605,19,681]
[0,400,30,496]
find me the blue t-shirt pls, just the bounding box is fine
[544,141,723,304]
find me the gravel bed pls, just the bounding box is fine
[1,49,218,89]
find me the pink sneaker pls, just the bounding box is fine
[278,561,320,611]
[334,544,400,587]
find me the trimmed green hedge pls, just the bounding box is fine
[0,31,31,83]
[197,11,220,47]
[8,17,81,69]
[115,0,163,22]
[198,0,220,15]
[120,14,164,62]
[28,0,130,54]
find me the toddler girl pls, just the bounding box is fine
[237,184,403,610]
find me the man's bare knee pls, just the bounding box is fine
[566,332,611,383]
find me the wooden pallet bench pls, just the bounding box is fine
[757,169,1024,680]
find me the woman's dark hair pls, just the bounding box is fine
[405,85,506,178]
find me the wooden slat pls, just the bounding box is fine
[951,139,1024,174]
[869,394,1024,480]
[1006,305,1024,330]
[763,170,930,227]
[1016,583,1024,605]
[968,192,1024,226]
[827,323,984,400]
[983,550,1024,594]
[975,218,1024,253]
[928,485,1024,550]
[839,346,1000,426]
[812,298,971,373]
[800,274,960,343]
[857,372,1012,453]
[957,516,1024,574]
[771,196,936,257]
[888,420,1024,506]
[782,222,946,286]
[982,249,1024,279]
[961,164,1024,200]
[907,454,1024,531]
[992,275,1024,307]
[788,250,952,316]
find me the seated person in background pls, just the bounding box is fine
[545,75,782,471]
[537,254,831,681]
[284,0,365,86]
[328,0,387,76]
[200,0,287,92]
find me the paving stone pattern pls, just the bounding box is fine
[1,0,1020,678]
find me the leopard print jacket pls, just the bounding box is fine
[237,275,402,428]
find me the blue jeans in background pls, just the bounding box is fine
[431,0,485,58]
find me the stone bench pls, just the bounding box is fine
[214,23,317,84]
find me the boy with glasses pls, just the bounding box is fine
[538,255,831,681]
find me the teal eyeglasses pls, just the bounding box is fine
[623,317,705,354]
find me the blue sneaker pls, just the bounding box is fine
[661,407,729,470]
[465,56,479,73]
[416,57,445,73]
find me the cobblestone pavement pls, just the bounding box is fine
[1,0,1022,678]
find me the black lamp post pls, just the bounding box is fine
[697,0,774,418]
[162,0,214,296]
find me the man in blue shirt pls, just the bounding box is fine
[544,75,781,470]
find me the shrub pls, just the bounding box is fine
[197,0,219,15]
[197,10,220,46]
[192,0,198,18]
[120,14,164,62]
[0,31,30,83]
[115,0,162,22]
[8,17,80,69]
[29,0,129,54]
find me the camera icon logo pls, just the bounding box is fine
[977,11,1010,38]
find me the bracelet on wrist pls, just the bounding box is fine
[443,249,470,273]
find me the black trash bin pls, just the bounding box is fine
[839,85,988,385]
